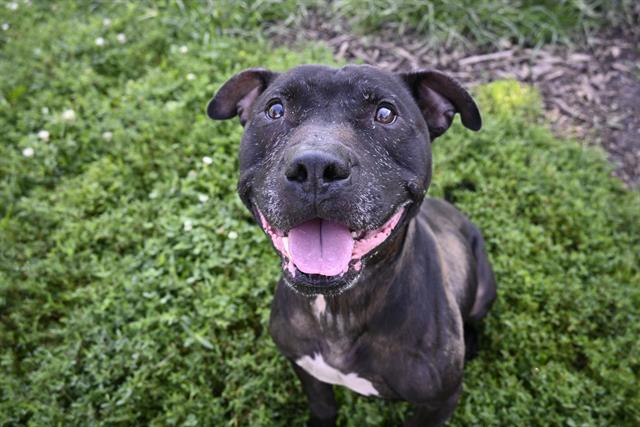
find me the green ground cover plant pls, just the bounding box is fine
[1,2,639,426]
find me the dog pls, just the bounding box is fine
[207,64,496,427]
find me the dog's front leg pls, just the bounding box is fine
[403,386,461,427]
[291,362,338,427]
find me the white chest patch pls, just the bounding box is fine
[295,353,379,397]
[312,295,326,318]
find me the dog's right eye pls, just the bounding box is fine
[266,101,284,120]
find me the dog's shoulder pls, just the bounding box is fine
[416,197,478,316]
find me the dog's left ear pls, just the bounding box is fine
[401,70,481,140]
[207,68,279,126]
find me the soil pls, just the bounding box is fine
[269,15,640,188]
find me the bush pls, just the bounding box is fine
[1,2,638,426]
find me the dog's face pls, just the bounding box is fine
[208,65,480,295]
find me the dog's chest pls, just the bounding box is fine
[295,352,379,396]
[295,295,381,397]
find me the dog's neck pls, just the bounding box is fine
[295,219,421,336]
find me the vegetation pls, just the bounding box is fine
[1,2,638,426]
[332,0,639,48]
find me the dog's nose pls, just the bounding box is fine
[285,150,351,189]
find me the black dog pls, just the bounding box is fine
[207,64,496,427]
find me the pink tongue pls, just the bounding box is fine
[288,219,354,276]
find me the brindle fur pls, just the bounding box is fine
[207,64,496,427]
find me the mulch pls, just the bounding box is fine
[270,16,640,188]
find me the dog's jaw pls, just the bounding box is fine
[257,202,410,296]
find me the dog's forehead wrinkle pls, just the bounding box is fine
[277,65,400,105]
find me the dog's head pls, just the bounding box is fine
[207,65,480,295]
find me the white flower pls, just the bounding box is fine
[62,109,76,122]
[95,37,106,47]
[1,23,9,31]
[116,33,126,44]
[22,147,34,157]
[102,131,113,141]
[198,194,209,203]
[228,231,238,240]
[164,101,180,111]
[202,156,213,165]
[7,2,18,10]
[37,130,50,142]
[187,170,197,179]
[41,106,49,115]
[179,45,188,54]
[183,219,193,232]
[186,73,196,81]
[102,18,112,27]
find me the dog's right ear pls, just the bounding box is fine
[206,68,278,126]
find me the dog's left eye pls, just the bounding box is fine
[375,104,397,124]
[266,101,284,120]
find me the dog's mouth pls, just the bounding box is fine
[257,204,408,293]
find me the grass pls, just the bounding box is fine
[1,1,639,426]
[330,0,639,48]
